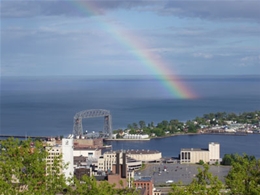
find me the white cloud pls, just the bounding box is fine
[240,55,260,67]
[193,52,213,59]
[1,0,260,23]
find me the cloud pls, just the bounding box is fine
[193,52,213,59]
[162,1,260,22]
[0,0,149,18]
[1,0,260,22]
[240,55,260,67]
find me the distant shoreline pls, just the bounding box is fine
[104,138,150,141]
[105,132,249,141]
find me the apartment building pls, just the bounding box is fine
[45,138,74,181]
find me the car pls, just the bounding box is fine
[166,180,174,184]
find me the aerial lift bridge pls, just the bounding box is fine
[73,109,112,139]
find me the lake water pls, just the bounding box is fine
[1,75,260,157]
[107,134,260,158]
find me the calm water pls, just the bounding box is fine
[107,134,260,158]
[1,75,260,156]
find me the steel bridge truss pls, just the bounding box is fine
[73,109,112,138]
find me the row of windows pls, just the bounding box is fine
[47,156,59,159]
[181,152,191,160]
[48,153,61,155]
[50,149,60,152]
[105,155,115,158]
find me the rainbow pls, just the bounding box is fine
[67,1,197,99]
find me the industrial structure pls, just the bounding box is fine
[73,109,112,139]
[180,142,220,164]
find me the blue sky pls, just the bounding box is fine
[1,0,260,76]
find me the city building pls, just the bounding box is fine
[180,142,220,164]
[134,176,154,195]
[126,149,162,162]
[73,147,102,158]
[97,151,142,172]
[45,137,74,181]
[45,139,62,172]
[123,134,149,139]
[74,138,103,148]
[62,138,74,180]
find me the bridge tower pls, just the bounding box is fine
[73,109,112,139]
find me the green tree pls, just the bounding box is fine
[127,124,132,129]
[225,154,260,195]
[198,160,204,165]
[138,120,146,129]
[0,138,141,195]
[185,120,198,133]
[132,123,138,130]
[0,138,67,195]
[170,164,223,195]
[221,154,233,165]
[72,175,116,195]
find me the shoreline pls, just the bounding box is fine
[104,138,150,141]
[105,132,249,141]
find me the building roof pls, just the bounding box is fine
[74,147,101,151]
[181,148,208,151]
[209,142,220,145]
[104,149,161,155]
[74,156,87,161]
[126,149,160,154]
[134,176,152,182]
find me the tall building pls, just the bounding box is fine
[45,138,74,181]
[45,138,62,172]
[180,142,220,164]
[208,142,220,163]
[62,138,74,180]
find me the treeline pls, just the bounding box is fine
[115,111,260,137]
[221,153,256,165]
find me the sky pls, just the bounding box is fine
[1,0,260,77]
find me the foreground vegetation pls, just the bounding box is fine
[0,138,137,195]
[114,111,260,137]
[1,138,260,194]
[170,154,260,195]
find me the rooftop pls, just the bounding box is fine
[104,149,161,155]
[134,176,152,182]
[181,148,208,151]
[74,147,101,150]
[126,149,160,154]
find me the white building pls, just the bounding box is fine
[62,138,74,181]
[123,134,149,139]
[180,142,220,164]
[73,147,102,158]
[208,142,220,163]
[126,149,162,162]
[45,138,74,182]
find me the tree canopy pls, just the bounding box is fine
[169,164,223,195]
[0,138,67,194]
[116,111,260,137]
[0,138,139,195]
[225,154,260,195]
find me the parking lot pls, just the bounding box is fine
[137,163,231,186]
